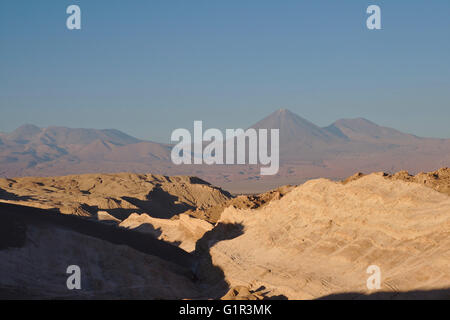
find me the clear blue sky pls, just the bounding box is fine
[1,0,449,142]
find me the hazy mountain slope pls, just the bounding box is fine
[324,118,420,144]
[0,125,172,179]
[5,124,42,143]
[1,110,450,193]
[3,125,141,146]
[251,108,343,145]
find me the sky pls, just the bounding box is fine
[1,0,449,142]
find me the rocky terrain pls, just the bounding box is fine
[0,173,231,219]
[0,169,449,299]
[344,168,450,196]
[211,173,450,299]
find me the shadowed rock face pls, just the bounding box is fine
[0,203,199,299]
[0,215,27,250]
[0,202,246,300]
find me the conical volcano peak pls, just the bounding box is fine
[251,109,340,144]
[273,108,298,118]
[276,108,289,114]
[256,108,315,127]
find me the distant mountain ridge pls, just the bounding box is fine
[4,124,141,146]
[251,109,421,145]
[324,118,420,144]
[0,124,171,179]
[1,109,450,193]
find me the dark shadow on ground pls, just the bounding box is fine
[71,183,198,221]
[193,223,244,299]
[0,202,249,300]
[192,223,288,300]
[0,188,34,201]
[0,213,27,250]
[317,288,450,300]
[251,286,289,300]
[78,204,138,221]
[0,202,194,270]
[122,184,195,219]
[0,202,289,300]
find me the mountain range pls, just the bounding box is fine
[1,109,450,193]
